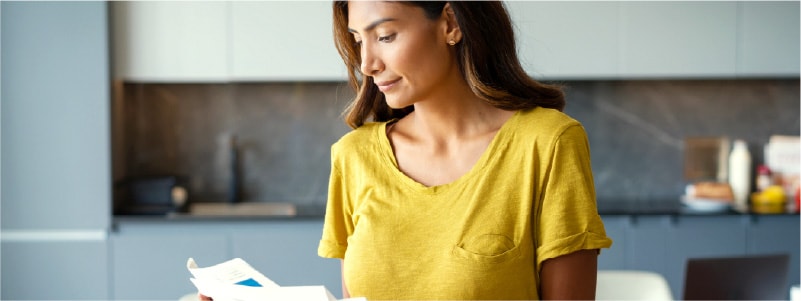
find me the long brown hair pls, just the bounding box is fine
[333,1,565,129]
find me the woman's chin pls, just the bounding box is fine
[384,98,412,110]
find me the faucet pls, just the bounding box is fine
[228,135,240,204]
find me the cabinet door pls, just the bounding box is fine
[230,2,347,81]
[111,232,229,299]
[619,2,737,78]
[597,216,629,269]
[1,1,110,230]
[112,1,229,82]
[737,2,800,77]
[507,1,619,79]
[666,216,748,298]
[230,220,342,297]
[746,215,800,295]
[1,241,109,299]
[627,216,671,274]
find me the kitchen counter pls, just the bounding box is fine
[597,199,685,215]
[113,203,327,223]
[112,200,798,223]
[598,199,799,216]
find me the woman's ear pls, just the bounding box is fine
[441,3,462,45]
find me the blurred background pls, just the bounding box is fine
[2,1,799,300]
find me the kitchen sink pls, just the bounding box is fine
[188,202,297,217]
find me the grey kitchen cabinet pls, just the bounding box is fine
[110,223,229,300]
[625,216,671,274]
[1,241,110,300]
[0,1,112,299]
[110,214,798,300]
[664,215,749,298]
[597,216,629,269]
[229,220,342,297]
[599,214,800,299]
[110,219,341,299]
[746,215,801,296]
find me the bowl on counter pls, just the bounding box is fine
[680,195,733,213]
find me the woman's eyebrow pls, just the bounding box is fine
[348,18,397,33]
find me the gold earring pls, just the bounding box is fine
[448,40,456,45]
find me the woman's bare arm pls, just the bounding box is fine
[539,249,599,300]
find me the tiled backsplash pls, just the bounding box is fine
[115,80,799,206]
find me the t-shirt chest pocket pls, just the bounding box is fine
[452,233,521,264]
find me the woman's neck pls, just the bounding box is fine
[406,74,509,137]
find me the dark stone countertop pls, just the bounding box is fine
[113,200,799,223]
[113,203,328,222]
[596,199,801,216]
[596,199,726,215]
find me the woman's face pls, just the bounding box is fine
[347,1,457,109]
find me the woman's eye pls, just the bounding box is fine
[353,40,362,47]
[378,33,396,43]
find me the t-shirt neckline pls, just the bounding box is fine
[377,109,522,194]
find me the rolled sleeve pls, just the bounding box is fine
[535,124,613,269]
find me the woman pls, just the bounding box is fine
[318,1,612,300]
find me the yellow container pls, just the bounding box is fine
[751,186,786,214]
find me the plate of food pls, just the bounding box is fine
[680,195,732,213]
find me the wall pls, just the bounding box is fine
[117,80,800,207]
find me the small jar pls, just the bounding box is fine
[756,165,772,192]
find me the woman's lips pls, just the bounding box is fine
[375,78,400,92]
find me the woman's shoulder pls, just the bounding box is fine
[331,121,384,153]
[509,107,589,156]
[516,107,583,135]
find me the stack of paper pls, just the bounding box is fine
[187,257,364,301]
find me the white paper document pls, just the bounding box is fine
[187,257,364,301]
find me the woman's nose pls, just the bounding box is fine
[360,44,383,76]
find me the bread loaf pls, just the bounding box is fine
[691,182,734,201]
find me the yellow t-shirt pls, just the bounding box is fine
[318,107,613,300]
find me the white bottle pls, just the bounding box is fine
[728,140,752,212]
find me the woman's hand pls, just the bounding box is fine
[198,293,212,301]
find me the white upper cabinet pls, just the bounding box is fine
[736,2,800,77]
[113,1,798,82]
[507,2,620,79]
[618,2,738,78]
[508,1,797,79]
[229,2,346,81]
[112,1,229,82]
[111,1,345,82]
